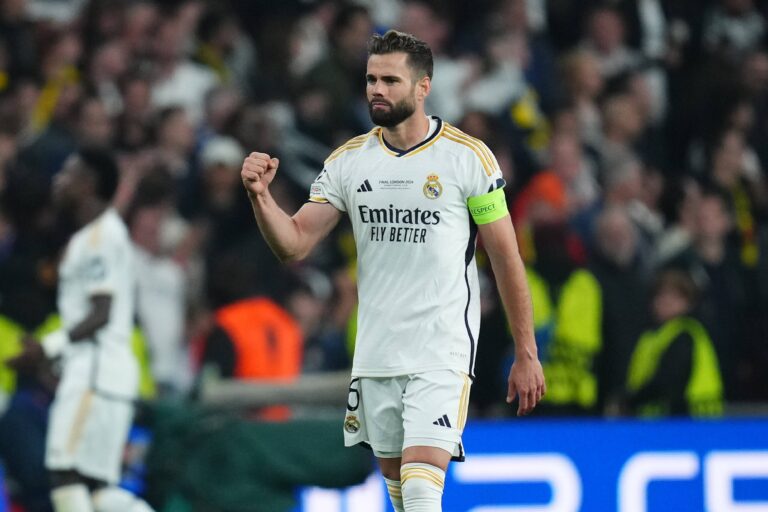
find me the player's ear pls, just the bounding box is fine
[417,75,431,101]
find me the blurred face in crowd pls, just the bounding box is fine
[204,162,241,205]
[77,98,113,147]
[576,55,604,98]
[742,52,768,93]
[153,20,185,64]
[337,11,373,59]
[123,1,158,52]
[696,195,732,241]
[589,9,625,53]
[158,109,195,154]
[652,283,692,323]
[712,131,745,187]
[366,52,429,128]
[91,40,128,81]
[549,135,582,183]
[595,208,637,267]
[130,205,165,255]
[398,2,448,54]
[604,96,644,141]
[122,77,151,117]
[563,52,603,99]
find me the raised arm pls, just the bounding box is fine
[478,215,546,416]
[242,152,342,262]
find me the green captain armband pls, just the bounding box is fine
[467,188,508,224]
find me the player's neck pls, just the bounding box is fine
[381,113,430,151]
[76,199,108,228]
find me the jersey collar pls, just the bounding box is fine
[377,116,444,158]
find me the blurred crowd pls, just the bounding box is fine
[1,0,768,427]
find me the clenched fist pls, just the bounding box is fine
[241,152,279,197]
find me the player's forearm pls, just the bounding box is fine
[68,294,112,342]
[249,190,308,262]
[490,251,537,360]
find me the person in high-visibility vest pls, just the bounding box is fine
[524,220,602,415]
[626,269,724,417]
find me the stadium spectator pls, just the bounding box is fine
[666,188,748,400]
[150,17,218,123]
[590,207,647,414]
[626,269,724,417]
[198,248,303,420]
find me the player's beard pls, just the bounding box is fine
[368,96,416,128]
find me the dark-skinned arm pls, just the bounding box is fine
[5,294,113,372]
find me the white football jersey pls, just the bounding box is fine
[310,116,505,377]
[57,208,138,399]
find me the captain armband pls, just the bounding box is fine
[467,188,508,224]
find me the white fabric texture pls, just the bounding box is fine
[93,486,155,512]
[310,117,504,378]
[51,484,94,512]
[384,477,404,512]
[400,463,445,512]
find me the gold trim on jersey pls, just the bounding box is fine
[443,124,498,176]
[308,196,329,203]
[376,121,445,158]
[324,128,378,164]
[67,391,94,454]
[458,373,470,430]
[377,128,400,157]
[445,123,497,167]
[87,218,103,248]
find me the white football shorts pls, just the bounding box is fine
[343,370,472,459]
[45,389,134,484]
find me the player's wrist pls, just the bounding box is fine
[514,344,538,361]
[248,187,271,202]
[41,329,71,358]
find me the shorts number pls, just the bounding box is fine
[346,378,360,411]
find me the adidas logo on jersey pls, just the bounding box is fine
[433,414,452,428]
[357,179,373,192]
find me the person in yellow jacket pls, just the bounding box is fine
[626,269,724,417]
[524,220,602,415]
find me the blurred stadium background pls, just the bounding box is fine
[1,0,768,510]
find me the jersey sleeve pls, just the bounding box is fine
[308,164,347,212]
[81,231,123,297]
[464,142,506,199]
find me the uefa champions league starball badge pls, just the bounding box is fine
[423,173,443,199]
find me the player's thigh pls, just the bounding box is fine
[47,391,134,484]
[402,370,471,457]
[344,376,408,455]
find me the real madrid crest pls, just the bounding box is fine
[423,173,443,199]
[344,415,360,433]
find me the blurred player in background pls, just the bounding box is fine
[242,30,545,512]
[7,149,153,512]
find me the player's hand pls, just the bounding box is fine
[241,152,279,197]
[5,335,45,374]
[506,356,546,416]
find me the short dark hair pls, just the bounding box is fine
[368,30,433,80]
[78,147,119,201]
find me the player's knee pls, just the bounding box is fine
[400,462,445,511]
[377,457,403,480]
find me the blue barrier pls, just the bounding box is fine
[0,464,7,512]
[298,418,768,512]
